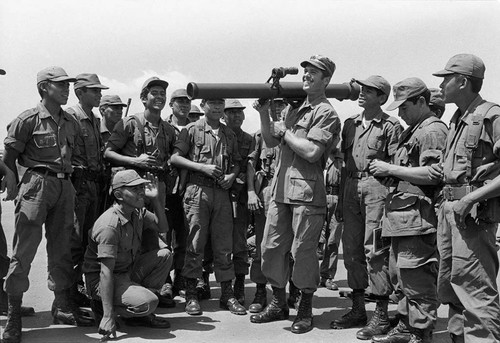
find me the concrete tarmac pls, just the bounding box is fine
[1,200,495,343]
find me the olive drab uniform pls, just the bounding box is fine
[106,113,176,249]
[66,104,105,279]
[320,147,344,282]
[174,118,241,282]
[248,130,279,285]
[341,110,402,296]
[261,95,340,293]
[437,96,500,342]
[383,114,448,334]
[4,103,81,295]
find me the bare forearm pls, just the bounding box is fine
[388,165,440,185]
[104,148,137,167]
[283,131,324,163]
[171,154,203,173]
[259,112,280,148]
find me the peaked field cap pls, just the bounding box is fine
[74,73,109,90]
[300,55,336,77]
[111,169,149,193]
[37,66,76,83]
[142,76,169,92]
[429,88,445,108]
[189,104,204,115]
[224,99,246,110]
[355,75,391,96]
[386,77,428,111]
[433,53,485,79]
[170,88,191,100]
[100,95,127,107]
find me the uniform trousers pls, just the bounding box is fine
[4,170,75,295]
[437,200,500,342]
[320,195,343,280]
[250,180,272,284]
[342,176,392,295]
[86,248,172,318]
[182,183,235,282]
[165,193,187,271]
[261,200,325,293]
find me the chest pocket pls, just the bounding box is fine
[367,134,386,151]
[385,193,422,230]
[33,132,57,149]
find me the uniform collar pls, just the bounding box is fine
[451,94,483,125]
[37,102,70,121]
[112,203,139,225]
[300,94,328,110]
[353,109,385,123]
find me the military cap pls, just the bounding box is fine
[355,75,391,97]
[37,66,76,83]
[300,55,336,77]
[170,88,191,101]
[429,88,445,108]
[74,73,109,90]
[189,104,204,116]
[111,169,149,194]
[386,77,428,111]
[142,76,169,92]
[224,99,246,110]
[100,95,127,107]
[433,53,485,79]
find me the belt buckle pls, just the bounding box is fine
[56,172,65,179]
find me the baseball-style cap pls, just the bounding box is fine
[433,53,485,79]
[37,66,76,83]
[74,73,109,90]
[189,104,204,116]
[141,76,169,92]
[429,88,445,108]
[110,169,149,194]
[355,75,391,97]
[170,88,191,101]
[300,55,336,77]
[100,95,127,107]
[224,99,246,110]
[386,77,428,111]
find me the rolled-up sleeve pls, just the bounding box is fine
[419,124,448,166]
[4,117,31,153]
[306,105,341,147]
[94,225,119,259]
[173,127,192,156]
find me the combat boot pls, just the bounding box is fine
[69,281,90,308]
[372,319,410,343]
[287,280,300,309]
[2,294,22,343]
[0,281,34,317]
[408,328,432,343]
[233,274,245,305]
[220,280,246,315]
[250,286,289,323]
[356,300,391,340]
[291,291,314,334]
[196,271,211,300]
[172,269,185,297]
[330,289,367,329]
[185,278,202,315]
[52,289,95,326]
[249,283,267,313]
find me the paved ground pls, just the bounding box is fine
[1,200,496,343]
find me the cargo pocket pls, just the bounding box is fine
[288,176,315,202]
[386,193,422,230]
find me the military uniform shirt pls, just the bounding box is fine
[4,102,81,174]
[83,204,159,274]
[342,110,402,174]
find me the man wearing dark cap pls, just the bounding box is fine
[369,77,448,343]
[188,104,204,122]
[428,88,446,119]
[164,88,192,297]
[171,97,246,316]
[429,53,500,343]
[83,170,172,340]
[2,66,93,343]
[98,95,127,214]
[250,55,340,334]
[330,75,402,340]
[67,73,109,307]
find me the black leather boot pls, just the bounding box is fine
[233,274,245,305]
[172,269,185,297]
[52,289,95,326]
[330,289,367,329]
[185,278,202,315]
[220,280,246,315]
[287,280,300,310]
[291,291,313,334]
[249,283,267,313]
[250,286,289,323]
[356,300,391,340]
[0,280,34,317]
[372,319,410,343]
[2,294,22,343]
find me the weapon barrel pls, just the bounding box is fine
[187,81,360,101]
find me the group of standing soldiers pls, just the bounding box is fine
[1,52,500,343]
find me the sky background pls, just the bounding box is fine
[1,0,500,143]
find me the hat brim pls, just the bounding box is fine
[146,80,169,89]
[87,84,110,89]
[50,76,77,82]
[102,102,127,107]
[386,99,406,111]
[225,106,246,110]
[109,178,149,195]
[432,69,454,77]
[300,60,325,72]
